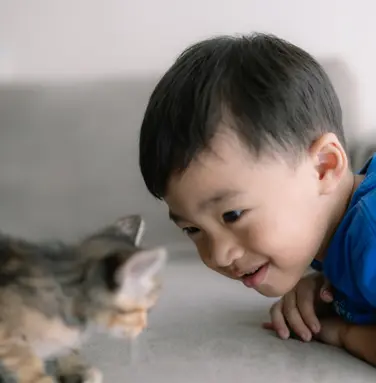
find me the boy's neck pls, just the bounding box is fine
[315,170,362,262]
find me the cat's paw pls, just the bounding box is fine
[58,368,102,383]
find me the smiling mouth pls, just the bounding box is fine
[240,263,269,288]
[243,265,263,277]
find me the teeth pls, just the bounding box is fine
[248,266,261,275]
[241,265,263,278]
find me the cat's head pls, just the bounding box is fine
[79,215,167,339]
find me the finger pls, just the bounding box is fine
[262,321,302,341]
[283,291,312,342]
[320,279,333,303]
[269,299,290,339]
[296,281,321,334]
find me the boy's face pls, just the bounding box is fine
[164,129,336,298]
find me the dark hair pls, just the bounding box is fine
[139,33,345,199]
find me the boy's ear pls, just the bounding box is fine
[309,132,349,195]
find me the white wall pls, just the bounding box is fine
[0,0,375,134]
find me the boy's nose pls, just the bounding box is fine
[209,233,243,268]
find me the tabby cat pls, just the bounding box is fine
[0,214,167,383]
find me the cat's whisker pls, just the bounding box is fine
[129,336,140,365]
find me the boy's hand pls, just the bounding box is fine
[263,272,333,341]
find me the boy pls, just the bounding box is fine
[138,33,376,366]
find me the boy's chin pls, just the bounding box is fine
[255,273,300,298]
[254,280,299,298]
[254,285,283,298]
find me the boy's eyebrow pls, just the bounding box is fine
[169,190,244,223]
[198,189,244,210]
[169,211,184,224]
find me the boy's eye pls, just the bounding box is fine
[182,227,200,235]
[223,210,245,223]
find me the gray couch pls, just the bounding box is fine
[0,77,186,247]
[0,74,373,244]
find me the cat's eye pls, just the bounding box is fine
[222,210,245,223]
[182,226,200,236]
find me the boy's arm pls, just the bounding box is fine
[317,318,376,366]
[341,324,376,366]
[316,311,376,366]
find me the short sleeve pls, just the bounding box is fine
[351,205,376,307]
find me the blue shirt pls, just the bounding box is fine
[311,154,376,325]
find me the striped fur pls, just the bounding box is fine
[0,215,167,383]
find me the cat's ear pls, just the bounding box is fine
[115,215,145,246]
[114,248,167,299]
